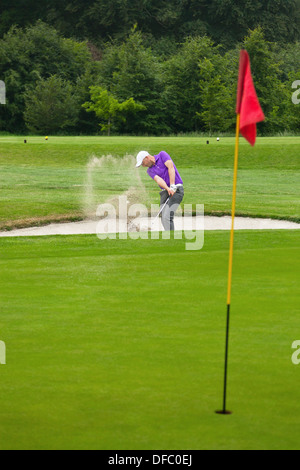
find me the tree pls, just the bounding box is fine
[98,29,167,134]
[274,42,300,83]
[72,61,104,134]
[0,21,91,132]
[0,0,299,48]
[82,86,145,135]
[24,75,78,134]
[163,36,218,133]
[204,0,300,47]
[0,0,46,37]
[198,59,235,133]
[242,27,292,134]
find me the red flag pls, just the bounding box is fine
[236,50,265,146]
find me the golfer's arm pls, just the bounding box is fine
[164,160,175,186]
[154,175,169,191]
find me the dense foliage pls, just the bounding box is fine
[1,0,299,47]
[0,1,299,135]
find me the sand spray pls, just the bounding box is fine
[83,154,151,230]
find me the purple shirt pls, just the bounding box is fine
[147,151,183,188]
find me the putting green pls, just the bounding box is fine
[0,230,299,449]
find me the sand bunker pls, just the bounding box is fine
[0,216,298,237]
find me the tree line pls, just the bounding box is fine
[0,21,299,136]
[1,0,299,49]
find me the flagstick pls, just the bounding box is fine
[216,113,240,415]
[227,113,240,307]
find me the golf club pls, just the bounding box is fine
[151,196,170,227]
[151,187,177,229]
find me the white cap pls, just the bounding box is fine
[136,150,149,168]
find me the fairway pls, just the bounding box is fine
[0,136,299,230]
[0,230,299,450]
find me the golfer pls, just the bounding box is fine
[136,150,184,231]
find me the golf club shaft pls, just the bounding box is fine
[152,196,170,225]
[151,187,178,227]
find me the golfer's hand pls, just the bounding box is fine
[168,185,177,197]
[167,188,175,197]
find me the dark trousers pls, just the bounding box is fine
[159,186,184,231]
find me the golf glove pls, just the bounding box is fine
[170,184,177,192]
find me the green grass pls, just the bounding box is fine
[0,230,299,450]
[0,136,299,229]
